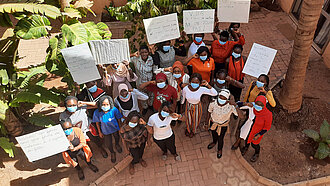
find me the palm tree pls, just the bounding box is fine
[278,0,324,113]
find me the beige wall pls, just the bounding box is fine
[278,0,294,13]
[91,0,127,15]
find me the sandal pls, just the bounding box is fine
[250,153,259,162]
[189,132,194,138]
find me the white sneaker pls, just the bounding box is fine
[175,155,181,161]
[162,154,167,161]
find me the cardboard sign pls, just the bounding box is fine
[89,39,130,64]
[242,43,277,78]
[61,43,101,85]
[217,0,251,23]
[143,13,180,44]
[183,9,215,34]
[16,125,70,162]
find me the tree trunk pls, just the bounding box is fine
[278,0,323,113]
[4,109,23,136]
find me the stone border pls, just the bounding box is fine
[89,156,133,186]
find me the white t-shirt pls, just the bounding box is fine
[181,86,218,104]
[208,101,237,124]
[148,113,178,140]
[187,42,206,58]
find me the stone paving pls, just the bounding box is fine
[100,121,263,186]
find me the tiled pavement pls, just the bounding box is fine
[100,120,263,186]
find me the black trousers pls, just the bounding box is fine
[104,131,120,153]
[154,133,177,155]
[86,131,103,148]
[67,149,87,164]
[245,142,260,154]
[228,79,244,102]
[211,126,228,151]
[129,142,146,164]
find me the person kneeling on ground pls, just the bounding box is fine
[207,89,244,158]
[61,119,98,181]
[120,111,149,175]
[147,101,185,161]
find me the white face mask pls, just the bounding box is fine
[128,122,138,128]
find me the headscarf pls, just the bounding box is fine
[156,72,167,81]
[172,61,185,92]
[218,89,230,99]
[106,61,129,77]
[118,83,131,102]
[253,95,271,117]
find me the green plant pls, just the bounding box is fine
[303,120,330,160]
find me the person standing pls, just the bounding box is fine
[181,73,218,137]
[226,44,246,101]
[207,89,244,158]
[93,96,123,163]
[120,111,149,175]
[61,119,98,180]
[187,33,206,58]
[213,69,245,94]
[152,40,186,68]
[240,95,273,162]
[147,101,185,161]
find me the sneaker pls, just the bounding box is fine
[175,155,181,161]
[207,142,216,149]
[217,151,222,159]
[115,144,122,153]
[88,163,99,173]
[140,159,147,167]
[162,154,167,161]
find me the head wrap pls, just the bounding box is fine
[118,83,131,102]
[254,95,269,116]
[172,61,185,92]
[156,73,167,81]
[218,89,230,99]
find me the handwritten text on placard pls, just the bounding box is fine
[183,9,215,34]
[217,0,251,23]
[16,125,70,162]
[242,43,277,78]
[143,13,180,44]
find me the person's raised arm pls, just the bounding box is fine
[226,76,245,89]
[201,80,217,96]
[228,99,244,119]
[131,88,149,101]
[139,80,156,90]
[183,53,198,65]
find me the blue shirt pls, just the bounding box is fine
[92,107,123,135]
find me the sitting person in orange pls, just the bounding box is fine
[211,30,245,72]
[61,119,98,181]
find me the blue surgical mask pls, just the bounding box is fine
[67,106,77,113]
[128,122,138,128]
[195,37,203,43]
[219,40,227,45]
[253,102,263,111]
[64,128,73,136]
[101,105,111,112]
[163,45,171,52]
[157,82,166,89]
[88,85,97,93]
[232,52,241,58]
[161,111,169,118]
[218,98,227,105]
[256,81,264,88]
[190,83,200,89]
[200,55,207,61]
[173,73,182,79]
[120,94,129,100]
[217,79,226,84]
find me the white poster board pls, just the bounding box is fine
[143,13,180,44]
[16,125,70,162]
[217,0,251,23]
[183,9,215,34]
[61,43,101,85]
[89,39,130,65]
[242,43,277,78]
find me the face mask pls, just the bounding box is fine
[163,45,171,52]
[217,79,226,84]
[120,93,129,100]
[128,122,138,128]
[88,85,97,93]
[112,65,119,71]
[232,52,241,58]
[64,128,73,136]
[190,83,200,89]
[101,105,111,112]
[157,82,166,89]
[173,73,182,79]
[200,55,207,61]
[253,102,263,111]
[67,106,77,113]
[161,111,169,118]
[219,40,227,45]
[218,98,227,105]
[195,37,203,43]
[256,81,265,88]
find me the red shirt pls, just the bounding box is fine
[211,35,245,64]
[146,84,178,110]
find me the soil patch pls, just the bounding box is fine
[242,56,330,184]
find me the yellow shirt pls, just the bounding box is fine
[243,81,276,107]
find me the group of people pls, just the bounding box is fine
[59,22,276,179]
